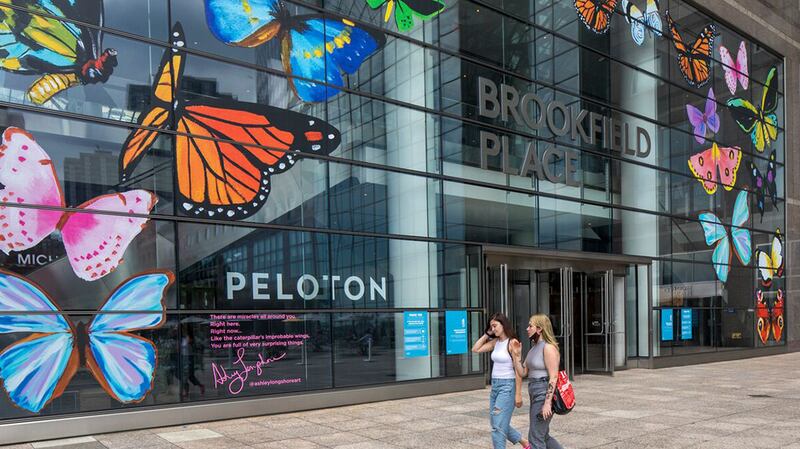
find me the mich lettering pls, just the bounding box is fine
[477,77,652,186]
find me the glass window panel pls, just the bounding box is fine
[180,313,332,400]
[0,214,176,310]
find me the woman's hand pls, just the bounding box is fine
[515,393,523,408]
[541,402,553,419]
[509,339,522,360]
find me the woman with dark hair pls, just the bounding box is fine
[472,313,531,449]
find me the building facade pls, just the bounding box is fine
[0,0,798,443]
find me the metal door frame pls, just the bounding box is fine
[581,270,614,375]
[560,266,575,379]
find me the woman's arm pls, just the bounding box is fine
[471,333,496,353]
[509,339,528,378]
[510,339,525,407]
[541,344,561,419]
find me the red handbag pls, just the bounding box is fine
[552,370,575,415]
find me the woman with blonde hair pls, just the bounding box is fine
[472,313,531,449]
[510,314,563,449]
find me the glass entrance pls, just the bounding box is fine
[582,271,613,374]
[487,264,619,377]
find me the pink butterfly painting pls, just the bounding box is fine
[686,88,720,144]
[0,127,156,281]
[687,142,742,195]
[719,41,748,95]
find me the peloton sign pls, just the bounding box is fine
[477,77,652,186]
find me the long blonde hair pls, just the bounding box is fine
[530,314,559,349]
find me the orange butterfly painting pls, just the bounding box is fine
[574,0,618,34]
[119,23,341,220]
[666,11,715,88]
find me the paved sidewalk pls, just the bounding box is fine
[6,352,800,449]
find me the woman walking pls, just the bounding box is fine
[472,313,531,449]
[510,314,563,449]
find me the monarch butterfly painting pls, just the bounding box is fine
[119,23,341,220]
[203,0,384,102]
[366,0,445,32]
[574,0,618,34]
[665,10,715,88]
[0,0,117,105]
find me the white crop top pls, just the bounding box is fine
[491,338,516,379]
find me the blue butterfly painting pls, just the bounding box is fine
[0,271,173,413]
[699,190,751,283]
[204,0,385,102]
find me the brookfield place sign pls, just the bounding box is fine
[477,77,652,186]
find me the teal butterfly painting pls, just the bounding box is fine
[366,0,445,32]
[0,0,118,105]
[699,190,751,283]
[204,0,385,102]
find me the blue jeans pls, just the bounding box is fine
[489,378,523,448]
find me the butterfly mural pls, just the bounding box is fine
[0,127,155,281]
[574,0,617,34]
[203,0,385,102]
[0,0,118,105]
[756,289,784,344]
[366,0,445,32]
[699,190,751,283]
[686,88,719,144]
[119,24,341,221]
[756,228,783,287]
[621,0,662,46]
[727,67,779,153]
[719,41,748,95]
[687,143,741,195]
[665,11,715,88]
[751,150,778,222]
[0,270,173,413]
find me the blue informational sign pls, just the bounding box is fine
[661,309,674,341]
[681,308,693,340]
[445,310,468,355]
[403,311,429,357]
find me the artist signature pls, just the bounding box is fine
[211,347,287,395]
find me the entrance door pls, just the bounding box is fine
[533,268,574,378]
[582,271,614,374]
[488,265,617,377]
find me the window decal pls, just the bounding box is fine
[727,67,779,153]
[698,190,751,284]
[0,127,156,281]
[0,270,174,413]
[119,23,342,220]
[365,0,445,33]
[203,0,385,102]
[0,0,117,105]
[719,41,749,95]
[665,10,715,88]
[574,0,618,34]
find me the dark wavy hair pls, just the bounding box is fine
[489,312,518,342]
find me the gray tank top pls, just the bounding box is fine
[525,340,549,379]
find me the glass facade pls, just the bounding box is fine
[0,0,786,425]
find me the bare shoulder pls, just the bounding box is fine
[544,343,560,356]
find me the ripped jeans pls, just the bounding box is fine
[489,378,523,449]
